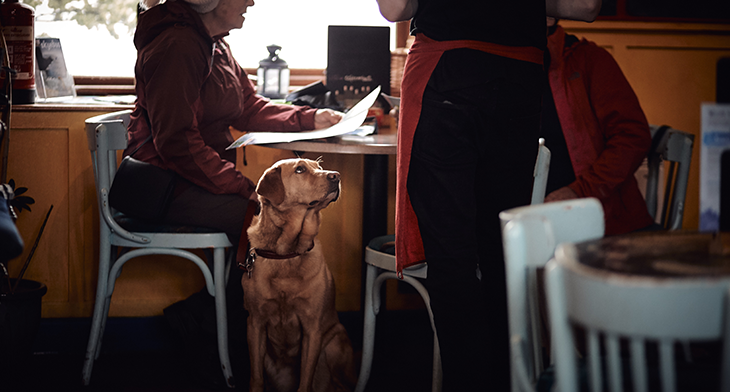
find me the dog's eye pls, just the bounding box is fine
[295,166,306,174]
[308,200,319,206]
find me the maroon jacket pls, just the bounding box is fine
[126,0,317,198]
[548,26,654,235]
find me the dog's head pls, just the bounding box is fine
[256,158,340,210]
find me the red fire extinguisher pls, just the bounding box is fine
[0,0,35,104]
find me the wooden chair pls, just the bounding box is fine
[82,110,235,388]
[645,125,695,230]
[545,247,730,392]
[354,138,552,392]
[500,197,605,392]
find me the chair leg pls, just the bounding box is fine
[355,263,380,392]
[82,244,113,386]
[96,246,124,360]
[432,333,442,392]
[398,274,442,392]
[94,295,113,360]
[214,246,235,388]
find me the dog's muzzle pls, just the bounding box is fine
[327,171,341,202]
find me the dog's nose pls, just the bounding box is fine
[328,172,340,182]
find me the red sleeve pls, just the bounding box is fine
[568,43,651,199]
[141,32,255,198]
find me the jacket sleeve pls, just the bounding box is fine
[229,53,317,133]
[567,44,651,200]
[141,31,255,198]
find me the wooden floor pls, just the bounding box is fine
[5,309,434,392]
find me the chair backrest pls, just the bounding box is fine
[85,110,151,244]
[499,198,605,391]
[645,125,694,230]
[531,138,551,205]
[545,252,730,392]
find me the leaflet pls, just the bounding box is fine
[226,85,380,149]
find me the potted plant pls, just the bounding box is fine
[0,146,51,374]
[0,32,51,372]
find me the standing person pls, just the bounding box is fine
[375,1,601,390]
[542,17,656,235]
[127,0,342,386]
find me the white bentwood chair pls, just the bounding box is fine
[354,138,552,392]
[545,246,730,392]
[644,125,695,230]
[500,197,605,392]
[82,110,235,388]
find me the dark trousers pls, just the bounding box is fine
[407,50,543,392]
[161,183,252,387]
[166,183,250,246]
[165,181,251,300]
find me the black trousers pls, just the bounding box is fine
[166,183,250,246]
[164,182,251,317]
[407,50,543,392]
[161,181,252,387]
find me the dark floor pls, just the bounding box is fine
[4,308,434,392]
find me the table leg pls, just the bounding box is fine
[361,154,389,312]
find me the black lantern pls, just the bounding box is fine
[257,45,290,99]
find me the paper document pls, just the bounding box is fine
[227,85,381,149]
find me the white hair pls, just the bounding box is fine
[139,0,163,11]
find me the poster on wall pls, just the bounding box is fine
[34,37,76,101]
[700,102,730,231]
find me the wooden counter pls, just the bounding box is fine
[2,104,402,317]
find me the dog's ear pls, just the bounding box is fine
[257,166,286,205]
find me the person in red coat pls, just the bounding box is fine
[542,17,657,235]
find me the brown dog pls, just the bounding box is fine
[242,158,356,392]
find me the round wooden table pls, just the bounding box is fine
[568,231,730,277]
[265,134,397,156]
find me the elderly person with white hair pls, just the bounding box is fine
[124,0,342,386]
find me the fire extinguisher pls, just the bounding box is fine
[0,0,35,104]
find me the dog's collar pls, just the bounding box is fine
[253,248,303,260]
[239,245,314,278]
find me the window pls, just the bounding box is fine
[32,0,394,77]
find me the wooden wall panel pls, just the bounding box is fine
[6,109,107,317]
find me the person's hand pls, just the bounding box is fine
[314,109,344,129]
[544,186,578,202]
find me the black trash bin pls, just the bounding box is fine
[0,278,48,369]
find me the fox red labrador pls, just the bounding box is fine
[242,158,356,392]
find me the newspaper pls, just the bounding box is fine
[227,85,380,149]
